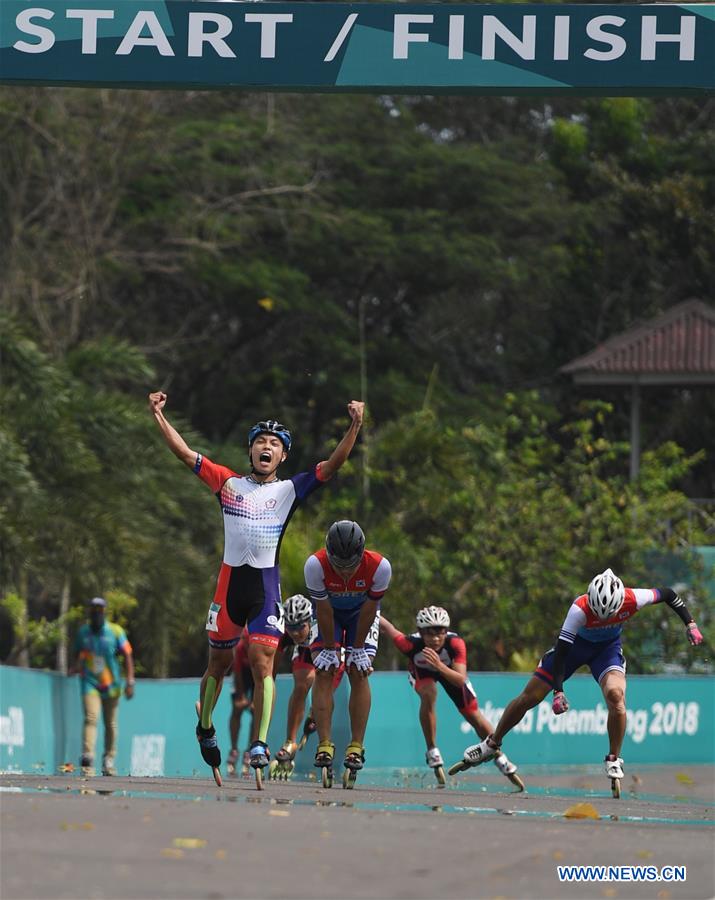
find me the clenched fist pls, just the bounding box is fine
[148,391,167,415]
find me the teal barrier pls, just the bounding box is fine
[1,666,713,776]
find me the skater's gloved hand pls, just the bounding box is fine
[686,622,704,646]
[552,690,569,715]
[314,648,340,671]
[347,646,373,675]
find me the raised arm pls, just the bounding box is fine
[148,391,198,469]
[318,401,365,481]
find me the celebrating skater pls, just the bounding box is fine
[380,607,523,789]
[148,390,364,787]
[456,568,704,797]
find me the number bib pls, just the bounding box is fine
[206,602,221,633]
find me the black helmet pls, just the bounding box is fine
[247,420,292,453]
[326,520,365,570]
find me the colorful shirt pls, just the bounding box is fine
[392,630,468,672]
[558,588,661,644]
[304,549,391,611]
[194,455,327,569]
[75,622,131,696]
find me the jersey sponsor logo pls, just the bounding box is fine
[249,633,280,648]
[265,499,277,509]
[356,579,366,587]
[266,614,285,633]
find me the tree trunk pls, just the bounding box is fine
[16,571,30,668]
[56,575,71,674]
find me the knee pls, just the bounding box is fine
[253,663,272,680]
[250,653,274,679]
[605,686,625,710]
[207,656,230,679]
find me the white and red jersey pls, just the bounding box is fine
[304,548,391,610]
[194,454,327,569]
[559,588,662,644]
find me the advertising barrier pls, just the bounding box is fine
[1,665,712,776]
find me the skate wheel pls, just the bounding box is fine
[448,760,468,777]
[268,760,279,781]
[212,767,222,788]
[255,767,263,791]
[342,769,357,790]
[434,766,446,787]
[611,778,621,799]
[508,773,525,792]
[321,766,333,789]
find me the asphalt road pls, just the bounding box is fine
[1,766,713,900]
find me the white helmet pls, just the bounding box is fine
[587,568,625,620]
[416,606,450,629]
[283,594,312,627]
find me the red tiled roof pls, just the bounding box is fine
[561,299,715,380]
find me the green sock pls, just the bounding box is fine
[259,676,274,743]
[201,676,217,730]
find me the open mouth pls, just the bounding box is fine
[259,451,272,464]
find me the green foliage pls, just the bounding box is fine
[0,86,712,677]
[329,396,709,673]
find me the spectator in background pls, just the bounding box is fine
[70,597,135,776]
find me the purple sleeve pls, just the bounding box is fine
[290,464,327,502]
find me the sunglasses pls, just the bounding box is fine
[420,627,447,636]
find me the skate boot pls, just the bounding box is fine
[297,715,317,750]
[80,754,94,777]
[195,700,222,786]
[448,734,500,775]
[605,754,624,798]
[314,740,335,788]
[269,741,296,781]
[226,748,239,776]
[101,755,117,777]
[249,740,270,790]
[494,751,524,791]
[241,750,251,777]
[249,740,270,768]
[342,741,365,790]
[196,722,221,768]
[426,747,446,787]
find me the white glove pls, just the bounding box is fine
[313,648,340,671]
[347,647,372,673]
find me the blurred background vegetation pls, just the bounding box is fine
[1,83,712,677]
